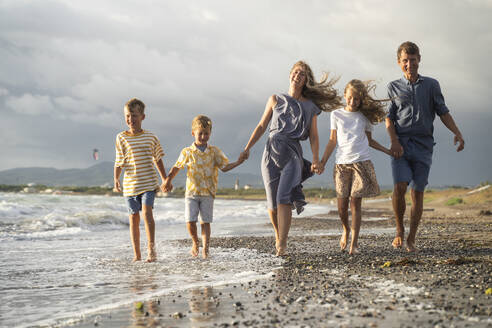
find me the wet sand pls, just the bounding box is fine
[74,202,492,327]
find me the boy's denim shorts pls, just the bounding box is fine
[185,196,214,223]
[125,191,156,214]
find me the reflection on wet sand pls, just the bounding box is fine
[188,286,219,324]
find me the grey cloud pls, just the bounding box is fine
[0,0,491,186]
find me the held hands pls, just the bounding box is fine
[239,150,250,162]
[161,178,173,193]
[238,150,249,164]
[454,134,465,152]
[390,140,404,159]
[311,161,324,175]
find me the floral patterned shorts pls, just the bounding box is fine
[333,160,380,198]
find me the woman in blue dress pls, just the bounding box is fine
[241,61,342,256]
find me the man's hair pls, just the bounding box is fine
[192,115,212,131]
[124,98,145,114]
[397,41,420,60]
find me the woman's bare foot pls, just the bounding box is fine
[392,235,403,249]
[190,243,199,257]
[349,245,359,255]
[132,256,141,262]
[276,246,288,257]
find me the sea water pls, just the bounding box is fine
[0,192,329,327]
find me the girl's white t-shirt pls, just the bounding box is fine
[330,108,373,164]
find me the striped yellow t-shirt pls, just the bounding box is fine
[174,143,228,197]
[115,130,164,197]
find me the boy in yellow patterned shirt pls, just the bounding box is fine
[164,115,245,259]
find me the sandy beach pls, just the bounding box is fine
[70,189,492,328]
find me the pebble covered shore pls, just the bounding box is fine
[76,212,492,328]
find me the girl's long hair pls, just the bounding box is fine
[292,61,343,112]
[345,79,387,124]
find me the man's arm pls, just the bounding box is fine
[385,118,404,158]
[439,113,465,152]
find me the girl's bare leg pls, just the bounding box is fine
[187,222,199,257]
[276,204,292,256]
[349,197,362,255]
[337,198,350,251]
[129,213,141,261]
[268,209,280,252]
[142,205,156,262]
[201,223,211,259]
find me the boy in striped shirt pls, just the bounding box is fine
[114,98,168,262]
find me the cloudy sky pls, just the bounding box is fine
[1,0,491,186]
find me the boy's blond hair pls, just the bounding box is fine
[125,98,145,114]
[192,115,212,131]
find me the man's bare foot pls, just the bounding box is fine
[392,236,403,249]
[340,230,349,251]
[132,256,141,262]
[406,241,417,253]
[202,247,209,259]
[190,243,199,257]
[349,246,359,255]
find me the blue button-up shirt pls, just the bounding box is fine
[387,75,449,152]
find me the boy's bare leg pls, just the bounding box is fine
[201,223,211,259]
[337,197,350,251]
[407,189,424,252]
[349,197,362,255]
[142,205,156,262]
[129,213,141,261]
[268,209,280,252]
[276,204,292,256]
[392,182,407,248]
[187,222,199,257]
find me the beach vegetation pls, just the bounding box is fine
[445,197,464,206]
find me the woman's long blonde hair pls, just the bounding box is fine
[291,61,343,112]
[344,79,387,124]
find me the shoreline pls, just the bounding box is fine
[72,207,492,327]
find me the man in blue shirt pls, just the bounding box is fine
[386,41,465,252]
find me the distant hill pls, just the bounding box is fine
[0,161,267,188]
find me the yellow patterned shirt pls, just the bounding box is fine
[174,143,229,197]
[115,130,164,197]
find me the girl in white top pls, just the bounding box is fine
[320,80,391,255]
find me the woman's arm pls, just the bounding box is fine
[241,95,276,159]
[366,131,391,156]
[309,115,320,173]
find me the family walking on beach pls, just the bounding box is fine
[113,41,465,262]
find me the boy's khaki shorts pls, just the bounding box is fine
[334,160,380,198]
[185,196,214,223]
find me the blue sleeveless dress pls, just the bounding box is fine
[261,94,321,213]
